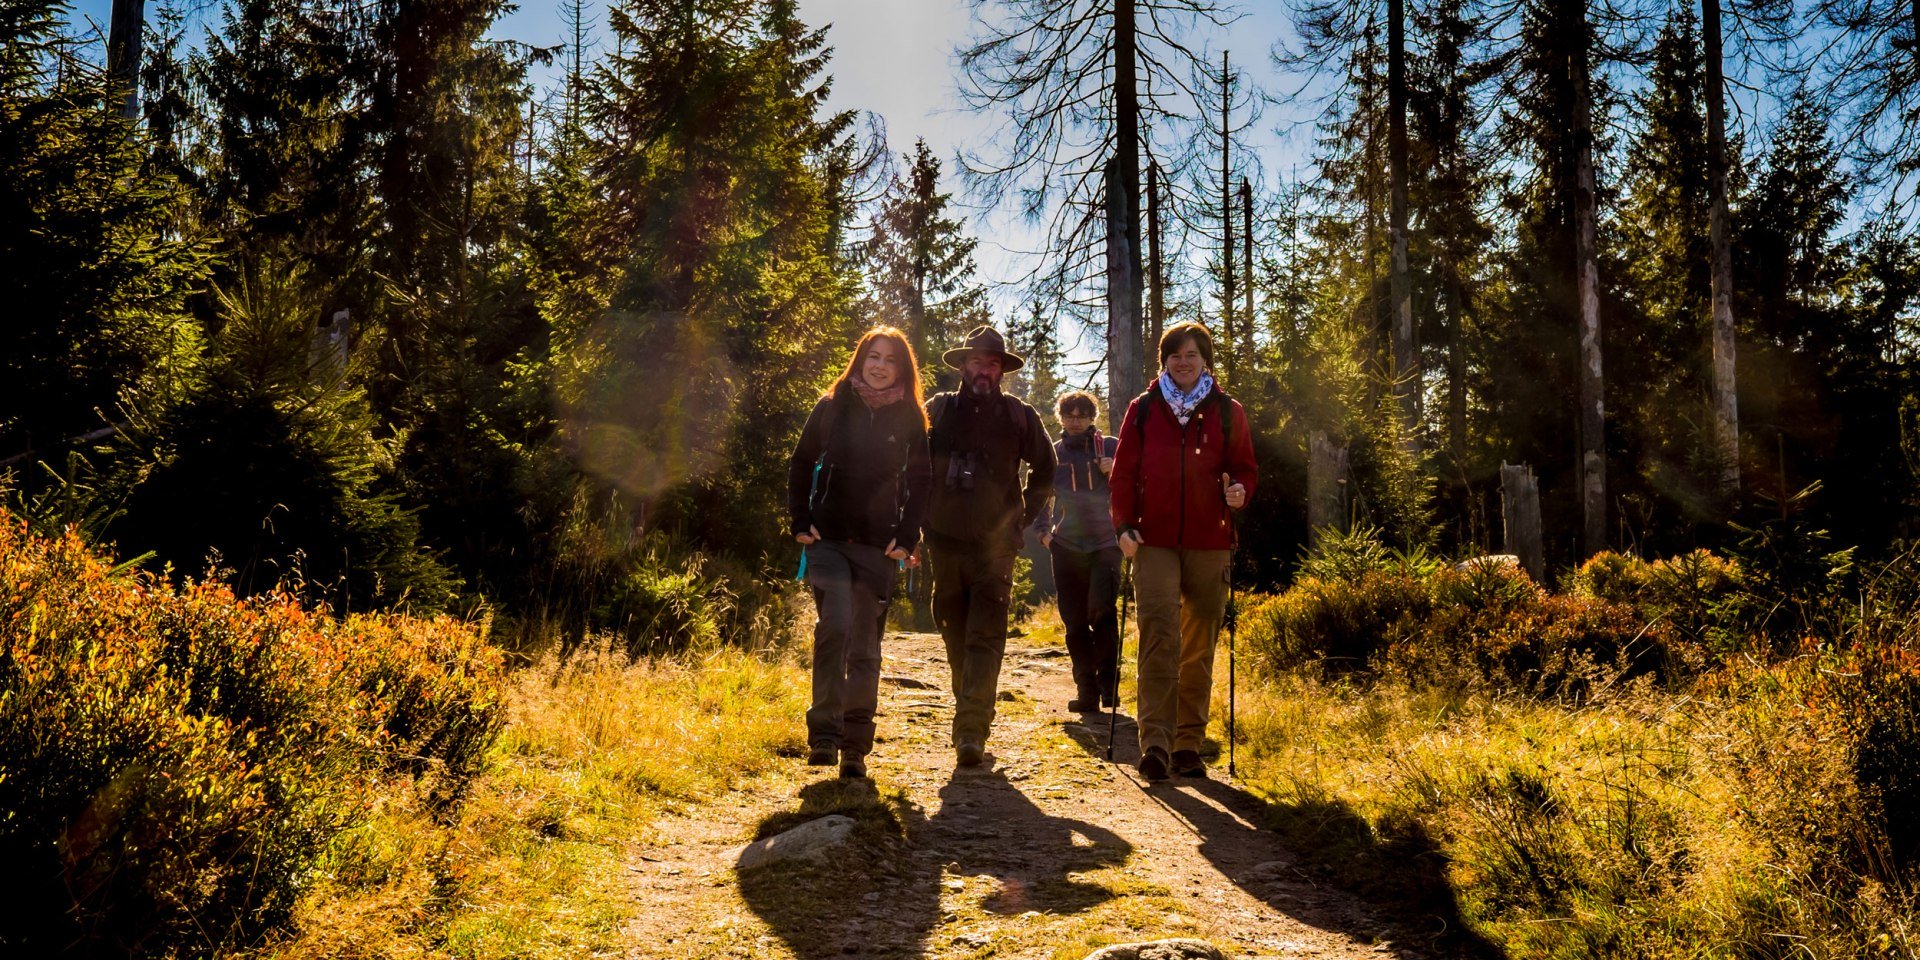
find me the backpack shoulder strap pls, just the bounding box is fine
[1133,381,1163,446]
[813,390,842,466]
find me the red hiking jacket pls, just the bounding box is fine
[1109,384,1258,551]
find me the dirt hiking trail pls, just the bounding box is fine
[628,631,1469,960]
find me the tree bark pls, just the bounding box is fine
[1219,52,1236,377]
[1501,463,1545,582]
[1445,261,1467,468]
[1569,0,1606,556]
[1242,176,1254,368]
[1309,431,1351,546]
[107,0,145,121]
[1106,157,1140,433]
[1704,0,1739,496]
[1148,160,1165,376]
[1388,0,1417,441]
[1107,0,1145,424]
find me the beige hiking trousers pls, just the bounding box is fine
[1131,545,1230,756]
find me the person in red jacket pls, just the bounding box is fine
[1108,321,1257,781]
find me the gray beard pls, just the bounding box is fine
[968,377,1000,397]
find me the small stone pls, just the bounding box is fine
[731,815,856,870]
[1080,939,1227,960]
[943,878,966,892]
[953,932,992,948]
[882,674,936,690]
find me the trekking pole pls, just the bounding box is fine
[1108,556,1132,763]
[1227,549,1237,779]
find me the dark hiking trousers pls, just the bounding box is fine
[930,535,1016,748]
[804,540,894,759]
[1050,542,1122,701]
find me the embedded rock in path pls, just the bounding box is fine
[1081,939,1227,960]
[731,815,855,870]
[882,674,936,690]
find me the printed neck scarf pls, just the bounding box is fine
[1158,370,1214,425]
[850,375,906,411]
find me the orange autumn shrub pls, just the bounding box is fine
[0,515,505,957]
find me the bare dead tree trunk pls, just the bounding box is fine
[1219,52,1236,377]
[1704,0,1739,496]
[1569,0,1606,556]
[1107,0,1145,421]
[1106,157,1140,431]
[1445,263,1467,467]
[1388,0,1417,442]
[1309,431,1351,546]
[107,0,145,121]
[1501,463,1545,582]
[1148,160,1165,376]
[1241,176,1254,367]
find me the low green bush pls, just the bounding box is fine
[0,515,506,956]
[1245,538,1689,699]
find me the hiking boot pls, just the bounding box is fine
[1172,749,1207,779]
[1066,694,1097,712]
[956,742,986,767]
[839,756,868,779]
[807,744,837,767]
[1100,690,1117,709]
[1138,746,1171,781]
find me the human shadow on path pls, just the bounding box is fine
[928,759,1133,916]
[1061,720,1504,959]
[737,776,941,960]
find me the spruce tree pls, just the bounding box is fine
[865,138,990,393]
[0,0,205,461]
[581,0,855,560]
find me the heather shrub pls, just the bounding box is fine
[1572,549,1740,653]
[0,516,506,956]
[1240,571,1431,673]
[1248,538,1686,699]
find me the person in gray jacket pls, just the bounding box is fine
[1034,391,1122,713]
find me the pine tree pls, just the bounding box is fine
[865,138,990,393]
[0,0,205,460]
[1008,302,1064,418]
[1609,7,1722,530]
[580,0,855,560]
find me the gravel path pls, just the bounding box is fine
[626,631,1449,960]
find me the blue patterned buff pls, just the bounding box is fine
[1157,370,1215,425]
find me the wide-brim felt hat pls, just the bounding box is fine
[942,325,1025,372]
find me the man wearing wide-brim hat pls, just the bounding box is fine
[923,325,1056,767]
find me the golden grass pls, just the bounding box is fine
[265,642,808,960]
[1215,666,1911,958]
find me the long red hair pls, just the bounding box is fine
[827,326,929,427]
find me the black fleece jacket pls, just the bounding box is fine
[787,384,933,552]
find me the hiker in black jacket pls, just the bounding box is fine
[922,326,1054,767]
[787,326,932,780]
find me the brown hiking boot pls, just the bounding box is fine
[839,756,867,779]
[956,742,986,767]
[1172,749,1207,779]
[1138,746,1171,781]
[807,744,837,767]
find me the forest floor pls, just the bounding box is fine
[624,630,1449,960]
